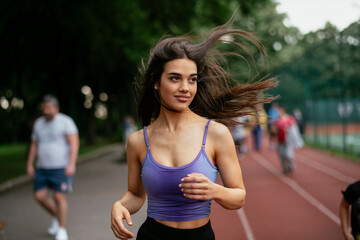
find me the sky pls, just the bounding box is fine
[275,0,360,34]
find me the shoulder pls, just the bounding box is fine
[127,128,146,151]
[209,121,230,134]
[126,128,148,163]
[57,113,74,122]
[208,121,233,143]
[32,117,44,132]
[288,115,296,124]
[206,121,237,164]
[57,113,78,132]
[34,116,45,125]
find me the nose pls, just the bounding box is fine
[179,80,189,92]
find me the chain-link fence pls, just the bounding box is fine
[304,98,360,156]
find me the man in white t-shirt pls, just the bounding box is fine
[27,95,79,240]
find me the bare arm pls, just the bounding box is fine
[340,197,354,240]
[65,133,79,176]
[181,122,246,210]
[111,131,146,239]
[212,123,246,209]
[26,141,38,177]
[118,131,147,212]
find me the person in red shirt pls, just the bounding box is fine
[272,104,296,174]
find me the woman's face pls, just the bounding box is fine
[155,58,198,112]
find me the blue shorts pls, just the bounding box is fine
[34,168,73,193]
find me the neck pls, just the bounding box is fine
[45,113,58,121]
[280,113,288,119]
[155,107,197,132]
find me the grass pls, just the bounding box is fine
[305,133,360,154]
[0,144,28,184]
[0,138,117,184]
[305,141,360,163]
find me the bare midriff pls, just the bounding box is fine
[154,216,209,229]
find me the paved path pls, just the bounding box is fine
[210,143,360,240]
[0,143,147,240]
[1,141,359,240]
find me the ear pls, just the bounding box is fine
[154,82,159,90]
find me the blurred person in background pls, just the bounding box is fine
[26,95,79,240]
[267,102,279,150]
[230,115,249,159]
[293,108,304,136]
[249,107,267,152]
[123,116,138,144]
[110,16,277,240]
[272,104,296,174]
[340,180,360,240]
[122,115,138,161]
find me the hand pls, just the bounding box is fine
[65,164,76,176]
[111,201,135,239]
[27,165,34,178]
[179,173,219,201]
[344,232,355,240]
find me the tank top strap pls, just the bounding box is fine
[143,126,150,149]
[202,120,211,147]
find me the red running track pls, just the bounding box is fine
[210,145,360,240]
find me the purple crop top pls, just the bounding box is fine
[141,120,218,222]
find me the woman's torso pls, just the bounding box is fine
[140,119,218,229]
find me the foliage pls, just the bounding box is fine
[305,141,360,163]
[1,0,358,145]
[0,144,28,184]
[0,138,114,184]
[0,0,280,144]
[271,21,360,116]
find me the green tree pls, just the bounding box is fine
[0,0,296,144]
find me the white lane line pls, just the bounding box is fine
[237,208,256,240]
[297,153,356,184]
[250,152,341,226]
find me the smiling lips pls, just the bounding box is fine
[175,95,190,102]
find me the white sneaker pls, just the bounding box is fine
[55,227,68,240]
[48,217,59,236]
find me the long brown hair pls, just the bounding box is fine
[136,17,278,127]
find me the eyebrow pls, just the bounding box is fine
[168,72,198,76]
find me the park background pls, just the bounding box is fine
[1,0,359,184]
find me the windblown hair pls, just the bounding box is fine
[136,17,278,127]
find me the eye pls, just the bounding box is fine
[170,76,180,81]
[189,77,198,83]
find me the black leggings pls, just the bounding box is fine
[137,217,215,240]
